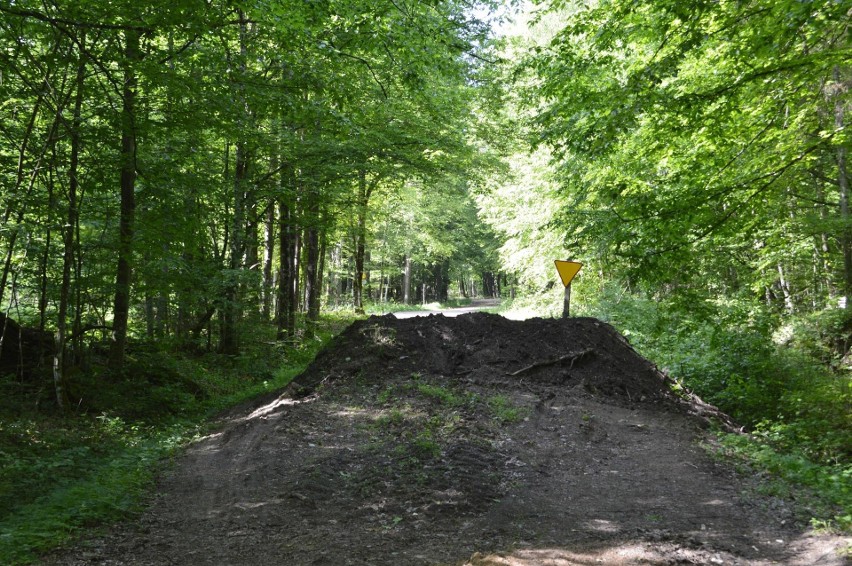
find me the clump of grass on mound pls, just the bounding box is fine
[0,315,346,565]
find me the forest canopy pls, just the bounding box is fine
[0,0,506,404]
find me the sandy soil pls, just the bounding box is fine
[44,314,850,565]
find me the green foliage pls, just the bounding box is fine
[0,316,341,564]
[0,416,183,565]
[589,287,851,463]
[486,394,525,424]
[415,383,466,407]
[579,285,851,529]
[715,433,852,531]
[510,0,852,313]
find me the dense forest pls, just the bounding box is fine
[0,0,849,562]
[0,0,502,372]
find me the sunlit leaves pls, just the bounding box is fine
[524,0,851,306]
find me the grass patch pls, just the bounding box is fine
[487,395,525,424]
[713,433,852,532]
[416,382,466,406]
[0,315,347,565]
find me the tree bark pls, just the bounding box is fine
[403,255,412,305]
[304,225,320,325]
[108,28,141,371]
[219,139,248,354]
[835,66,852,307]
[777,263,794,313]
[353,170,381,313]
[303,181,321,329]
[219,9,250,355]
[263,201,275,319]
[276,195,297,339]
[55,51,82,404]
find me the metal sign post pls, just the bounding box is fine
[554,260,583,319]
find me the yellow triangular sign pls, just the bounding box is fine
[555,260,582,287]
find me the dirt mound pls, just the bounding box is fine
[286,313,733,428]
[45,313,848,566]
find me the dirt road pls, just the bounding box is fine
[46,314,849,565]
[390,298,503,319]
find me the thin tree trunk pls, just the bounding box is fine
[777,263,794,313]
[145,294,155,338]
[293,228,301,317]
[318,229,327,309]
[71,175,84,363]
[304,225,320,326]
[220,139,247,354]
[55,43,84,407]
[276,199,295,339]
[835,66,852,307]
[220,9,251,355]
[39,170,54,333]
[109,28,141,371]
[403,255,411,305]
[353,170,381,312]
[353,171,368,312]
[263,201,275,319]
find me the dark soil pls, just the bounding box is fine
[44,314,849,565]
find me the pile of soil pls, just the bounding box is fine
[287,314,733,426]
[47,313,848,566]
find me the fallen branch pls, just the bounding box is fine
[508,349,593,377]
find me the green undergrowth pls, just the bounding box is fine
[713,433,851,532]
[0,315,348,565]
[579,285,851,532]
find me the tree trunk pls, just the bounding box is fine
[39,169,55,333]
[263,201,275,319]
[219,11,252,355]
[777,263,794,313]
[835,66,852,307]
[403,255,412,305]
[54,41,85,410]
[220,140,248,355]
[353,172,367,313]
[303,185,321,330]
[318,230,327,308]
[109,28,141,371]
[276,198,296,339]
[145,294,155,338]
[304,227,320,321]
[435,260,450,303]
[353,170,380,313]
